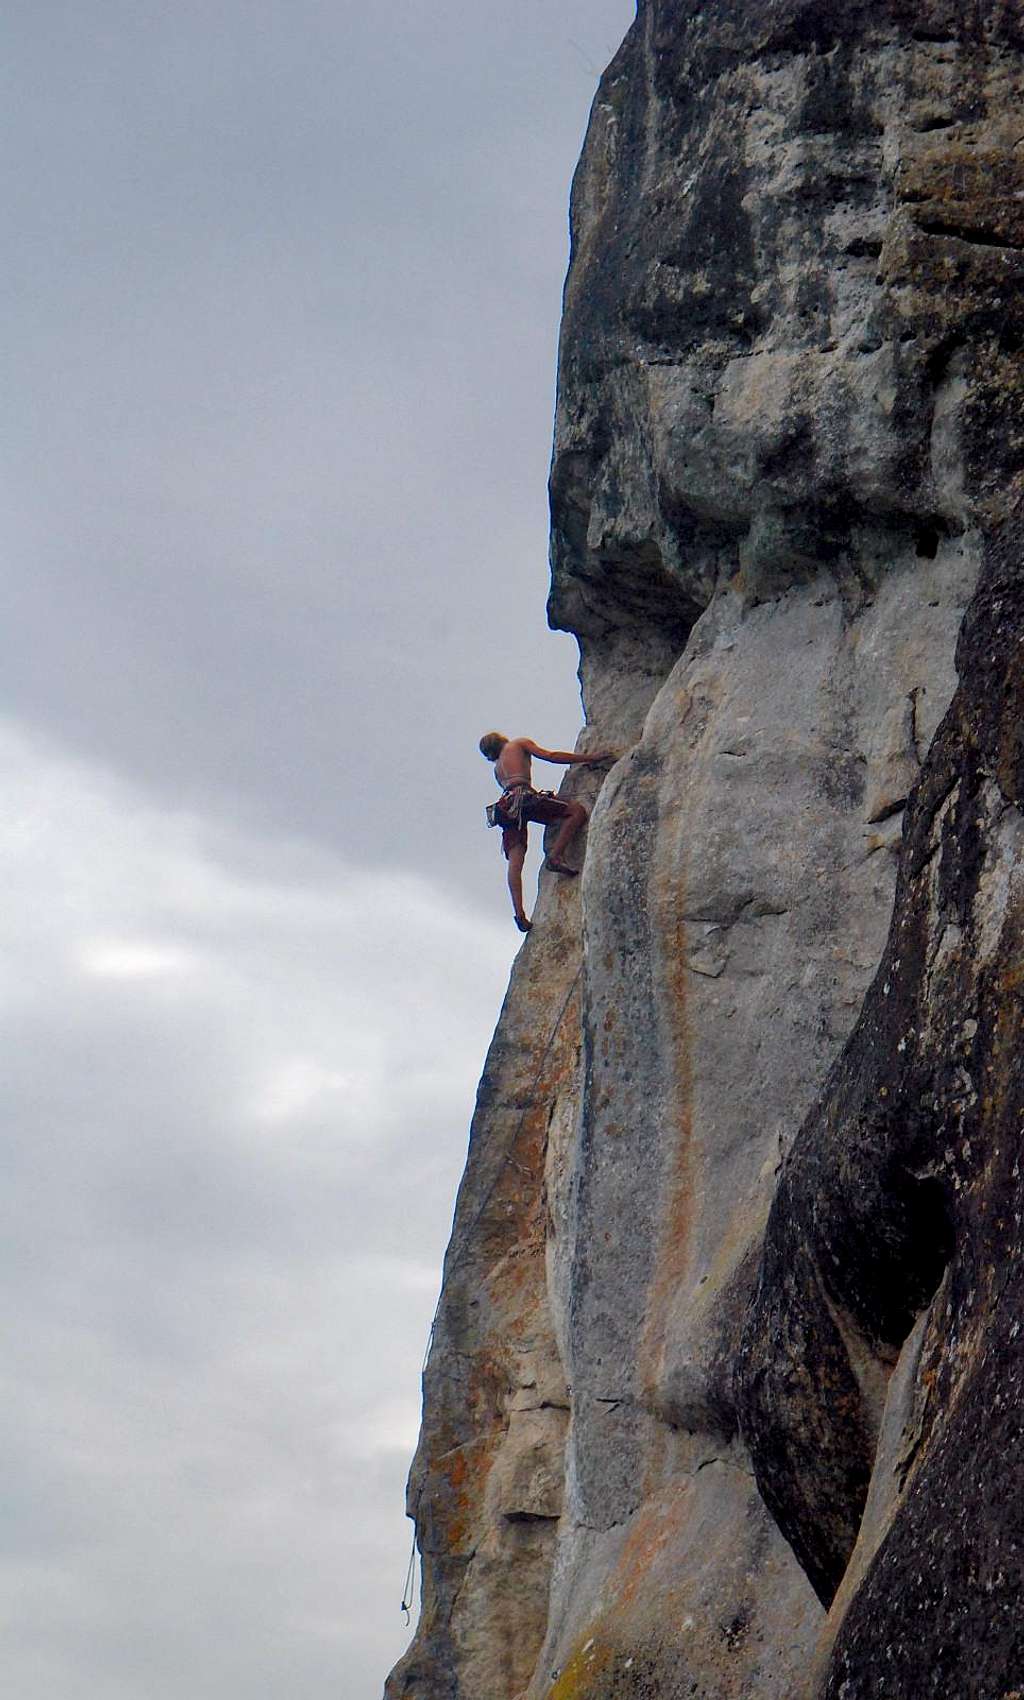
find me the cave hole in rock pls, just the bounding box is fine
[812,1160,957,1602]
[914,520,942,560]
[880,1161,956,1336]
[833,1143,955,1386]
[764,1145,958,1609]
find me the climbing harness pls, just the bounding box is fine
[396,962,583,1620]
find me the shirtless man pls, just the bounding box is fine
[479,732,615,932]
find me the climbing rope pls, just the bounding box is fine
[400,1521,417,1624]
[397,960,583,1620]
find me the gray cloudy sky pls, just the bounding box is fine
[3,2,635,1695]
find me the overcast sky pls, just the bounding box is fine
[3,3,636,1695]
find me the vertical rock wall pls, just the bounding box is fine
[387,2,1024,1695]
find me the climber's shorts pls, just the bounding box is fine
[496,788,573,858]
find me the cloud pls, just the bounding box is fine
[2,2,638,1692]
[0,721,517,1697]
[2,0,627,897]
[77,940,199,978]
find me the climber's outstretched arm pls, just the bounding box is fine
[522,739,616,766]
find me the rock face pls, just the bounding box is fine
[738,521,1024,1694]
[387,3,1024,1696]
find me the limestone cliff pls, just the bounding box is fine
[386,3,1024,1695]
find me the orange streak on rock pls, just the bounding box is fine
[637,843,695,1427]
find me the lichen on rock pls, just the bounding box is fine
[387,3,1024,1695]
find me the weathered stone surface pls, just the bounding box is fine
[383,874,581,1700]
[388,2,1024,1695]
[739,513,1024,1694]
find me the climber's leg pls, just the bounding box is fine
[502,828,531,931]
[544,800,588,874]
[520,793,588,874]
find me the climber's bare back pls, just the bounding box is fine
[480,731,618,932]
[493,737,537,788]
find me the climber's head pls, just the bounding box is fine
[479,732,508,762]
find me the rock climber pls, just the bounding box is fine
[479,732,615,933]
